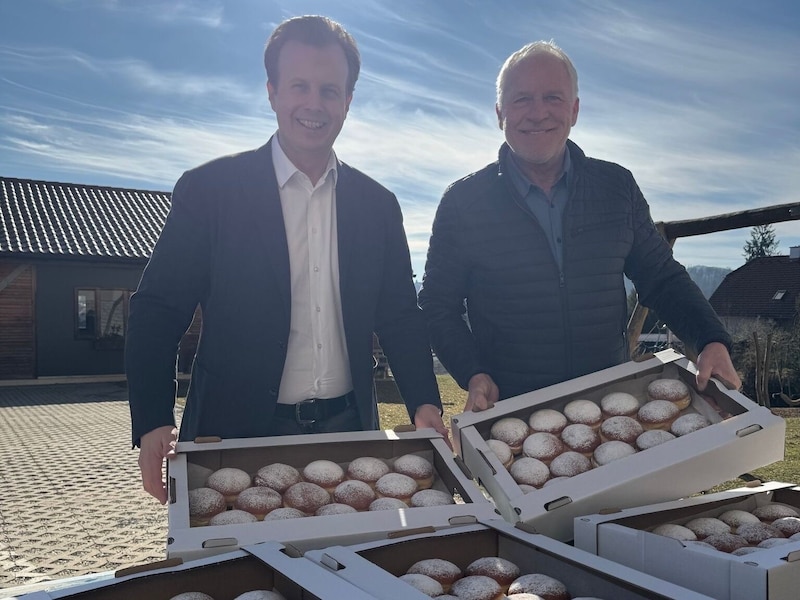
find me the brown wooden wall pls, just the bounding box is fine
[0,262,36,379]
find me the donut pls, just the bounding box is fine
[732,546,764,556]
[398,573,443,597]
[635,429,675,451]
[548,451,591,478]
[651,523,697,541]
[522,432,564,465]
[599,416,643,444]
[542,476,568,487]
[647,378,691,410]
[188,487,227,526]
[735,522,784,544]
[333,479,375,511]
[772,516,800,536]
[233,592,285,600]
[527,408,567,434]
[490,417,530,454]
[209,509,259,526]
[465,556,520,593]
[637,400,680,431]
[393,454,435,489]
[169,593,215,600]
[670,413,711,436]
[206,467,252,506]
[254,463,301,493]
[518,483,538,494]
[703,532,749,553]
[407,558,462,593]
[752,503,800,522]
[507,573,570,599]
[282,482,331,515]
[560,423,600,457]
[410,489,455,507]
[509,457,550,488]
[262,507,306,521]
[758,537,793,548]
[346,457,390,488]
[592,441,636,467]
[368,497,409,511]
[315,503,358,516]
[684,517,731,538]
[563,399,602,429]
[718,509,760,530]
[375,472,418,505]
[234,486,282,520]
[686,540,716,551]
[302,460,345,494]
[487,439,514,469]
[600,391,640,418]
[451,575,503,600]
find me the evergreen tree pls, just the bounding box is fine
[743,224,779,261]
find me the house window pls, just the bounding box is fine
[76,288,131,349]
[772,290,786,300]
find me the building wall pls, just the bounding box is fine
[0,261,36,379]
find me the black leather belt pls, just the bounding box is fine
[274,391,354,425]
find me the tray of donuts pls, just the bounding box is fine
[574,480,800,600]
[304,517,716,599]
[14,540,377,600]
[451,349,785,541]
[166,428,499,561]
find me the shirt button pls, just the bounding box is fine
[313,266,319,272]
[316,306,321,312]
[317,343,322,349]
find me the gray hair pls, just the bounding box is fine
[496,40,578,106]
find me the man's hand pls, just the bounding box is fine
[138,425,178,504]
[415,403,452,449]
[465,373,499,412]
[696,342,742,392]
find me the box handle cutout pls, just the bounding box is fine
[454,454,476,479]
[168,476,177,504]
[388,526,436,539]
[320,553,343,570]
[201,537,238,549]
[736,424,763,437]
[448,515,478,526]
[545,496,572,511]
[475,448,497,476]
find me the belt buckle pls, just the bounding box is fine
[295,398,317,426]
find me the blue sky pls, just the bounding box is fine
[2,0,798,278]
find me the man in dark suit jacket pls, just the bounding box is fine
[126,15,446,504]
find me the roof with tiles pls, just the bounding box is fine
[0,176,170,262]
[709,254,800,322]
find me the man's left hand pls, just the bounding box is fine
[414,403,452,449]
[696,342,742,392]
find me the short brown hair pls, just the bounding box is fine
[264,15,361,95]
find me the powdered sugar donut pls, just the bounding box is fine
[600,391,640,418]
[518,483,537,493]
[772,516,800,536]
[563,399,602,429]
[170,593,215,600]
[302,460,345,493]
[759,537,793,548]
[408,558,462,593]
[548,451,591,478]
[234,486,282,520]
[671,413,711,436]
[637,400,680,430]
[233,592,286,600]
[411,488,455,507]
[560,423,600,457]
[733,546,764,556]
[451,575,502,600]
[282,482,331,515]
[752,503,800,522]
[315,503,357,516]
[685,517,731,538]
[368,497,409,511]
[522,432,564,465]
[487,439,514,469]
[262,507,305,521]
[490,417,530,454]
[527,408,567,434]
[736,522,784,544]
[393,454,434,489]
[718,509,760,529]
[704,532,749,553]
[652,523,697,541]
[509,457,550,488]
[507,573,569,599]
[635,429,675,451]
[647,378,691,410]
[209,509,258,526]
[375,472,418,505]
[333,479,375,511]
[346,457,390,487]
[599,416,643,444]
[399,573,443,597]
[465,556,520,592]
[592,440,636,467]
[188,487,226,526]
[206,467,252,506]
[254,463,301,493]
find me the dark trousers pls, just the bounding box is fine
[265,404,363,436]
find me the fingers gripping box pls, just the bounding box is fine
[573,481,800,600]
[305,518,716,599]
[167,428,498,561]
[451,349,785,541]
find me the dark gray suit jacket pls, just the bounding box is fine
[126,139,440,444]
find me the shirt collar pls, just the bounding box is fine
[271,133,338,188]
[507,145,572,197]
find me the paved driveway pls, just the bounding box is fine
[0,383,170,594]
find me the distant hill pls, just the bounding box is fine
[624,265,732,299]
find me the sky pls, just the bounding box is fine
[2,0,799,279]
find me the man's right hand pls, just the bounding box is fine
[465,373,500,412]
[138,425,178,504]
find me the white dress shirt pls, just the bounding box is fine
[271,135,352,404]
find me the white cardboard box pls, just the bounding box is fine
[11,541,377,600]
[573,481,800,600]
[167,428,499,561]
[305,517,716,599]
[451,349,786,541]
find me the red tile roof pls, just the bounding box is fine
[710,255,800,322]
[0,177,169,261]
